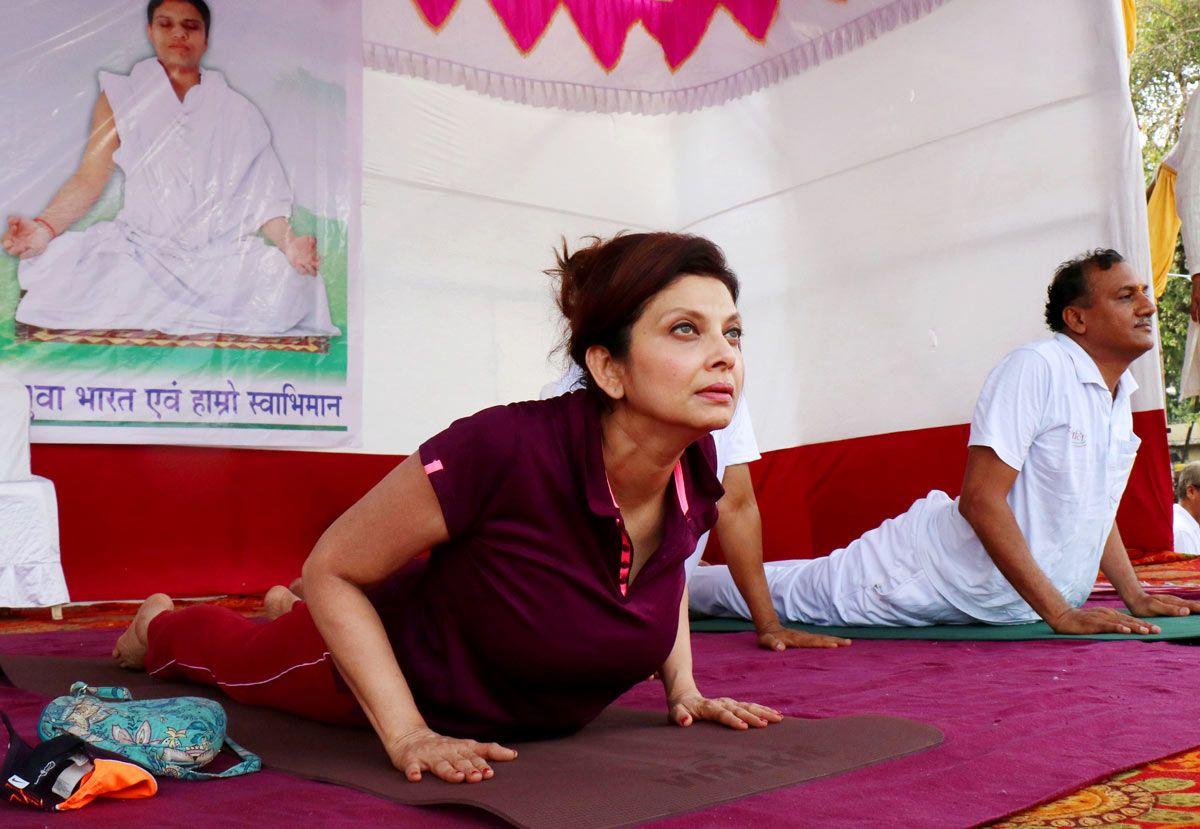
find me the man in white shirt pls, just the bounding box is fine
[542,369,849,650]
[1173,463,1200,554]
[692,249,1200,634]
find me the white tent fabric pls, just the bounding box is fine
[0,478,69,609]
[0,372,30,482]
[1171,92,1200,398]
[0,372,67,609]
[357,0,1160,457]
[365,0,948,114]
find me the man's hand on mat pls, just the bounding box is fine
[1124,592,1200,620]
[388,726,517,783]
[756,621,851,651]
[668,691,783,730]
[1048,606,1161,635]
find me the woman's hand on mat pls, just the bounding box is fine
[668,691,783,730]
[387,726,517,783]
[756,621,851,651]
[1048,606,1160,635]
[1124,592,1200,619]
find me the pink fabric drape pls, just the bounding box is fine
[413,0,778,69]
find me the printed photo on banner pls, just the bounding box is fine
[0,0,362,447]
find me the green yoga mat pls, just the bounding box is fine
[690,613,1200,641]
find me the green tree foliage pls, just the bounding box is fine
[1132,0,1200,178]
[1131,0,1200,423]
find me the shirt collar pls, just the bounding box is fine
[578,391,724,522]
[134,58,223,102]
[1052,333,1139,402]
[580,392,621,519]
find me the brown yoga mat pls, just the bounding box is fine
[1,656,942,829]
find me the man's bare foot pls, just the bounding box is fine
[112,593,174,670]
[288,577,304,600]
[264,585,301,620]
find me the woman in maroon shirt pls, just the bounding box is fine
[114,232,781,783]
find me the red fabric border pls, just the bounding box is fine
[31,409,1172,601]
[31,445,398,602]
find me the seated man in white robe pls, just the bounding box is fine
[1173,463,1200,555]
[692,250,1200,635]
[1,0,338,339]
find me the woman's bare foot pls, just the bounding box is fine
[112,593,174,670]
[264,585,301,620]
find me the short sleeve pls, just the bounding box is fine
[715,396,761,468]
[234,102,294,233]
[418,404,521,539]
[967,349,1052,472]
[97,72,132,147]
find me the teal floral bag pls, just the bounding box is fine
[37,682,260,780]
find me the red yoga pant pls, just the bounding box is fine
[144,602,366,726]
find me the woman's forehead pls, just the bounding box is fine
[648,275,738,314]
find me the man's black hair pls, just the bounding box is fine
[147,0,211,37]
[1044,248,1125,333]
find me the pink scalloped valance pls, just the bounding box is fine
[365,0,951,114]
[413,0,779,71]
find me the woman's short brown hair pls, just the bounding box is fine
[548,232,739,402]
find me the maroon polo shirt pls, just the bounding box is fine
[373,390,723,741]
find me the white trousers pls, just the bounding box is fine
[689,494,973,626]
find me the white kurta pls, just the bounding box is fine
[1174,502,1200,555]
[691,335,1141,626]
[15,59,338,338]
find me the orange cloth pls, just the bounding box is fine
[1149,163,1181,298]
[1123,0,1136,56]
[55,758,157,811]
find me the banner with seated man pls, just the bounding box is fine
[0,0,361,447]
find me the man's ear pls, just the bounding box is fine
[585,345,624,401]
[1062,305,1087,336]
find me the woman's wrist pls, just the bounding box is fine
[383,716,432,749]
[664,679,701,704]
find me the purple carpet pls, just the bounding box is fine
[2,627,1199,827]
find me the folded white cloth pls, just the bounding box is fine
[0,477,68,608]
[0,372,30,482]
